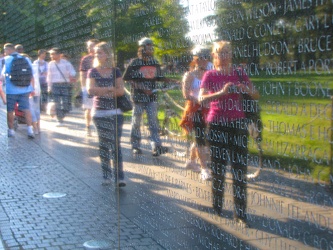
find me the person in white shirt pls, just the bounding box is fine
[47,47,76,126]
[30,62,41,134]
[0,50,5,104]
[33,49,48,111]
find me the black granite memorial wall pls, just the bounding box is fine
[1,0,332,249]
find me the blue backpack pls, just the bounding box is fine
[9,54,33,87]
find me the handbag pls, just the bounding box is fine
[111,69,133,112]
[116,93,133,112]
[179,100,200,135]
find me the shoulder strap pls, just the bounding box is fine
[55,62,68,83]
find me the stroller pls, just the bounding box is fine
[13,102,26,130]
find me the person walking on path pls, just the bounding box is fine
[180,45,213,180]
[30,59,41,134]
[79,39,99,136]
[123,37,169,156]
[47,47,76,126]
[0,50,6,105]
[1,43,35,138]
[87,42,126,187]
[33,49,48,112]
[199,41,259,227]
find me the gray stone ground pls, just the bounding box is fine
[0,104,332,250]
[0,105,165,250]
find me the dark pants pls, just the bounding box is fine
[40,83,48,111]
[207,122,248,221]
[93,114,124,181]
[51,82,72,121]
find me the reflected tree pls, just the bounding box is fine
[213,0,333,69]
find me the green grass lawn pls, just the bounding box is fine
[252,73,333,182]
[125,73,333,182]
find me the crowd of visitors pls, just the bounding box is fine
[0,39,258,226]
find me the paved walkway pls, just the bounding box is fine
[0,104,332,249]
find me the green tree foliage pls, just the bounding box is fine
[114,0,189,67]
[1,0,189,69]
[213,0,333,67]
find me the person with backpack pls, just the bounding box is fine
[1,43,35,138]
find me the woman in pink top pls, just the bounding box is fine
[199,41,259,227]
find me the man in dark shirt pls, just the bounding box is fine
[123,37,168,156]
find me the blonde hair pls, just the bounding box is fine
[212,41,232,56]
[93,42,114,68]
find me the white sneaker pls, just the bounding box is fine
[8,129,15,138]
[201,168,212,181]
[55,121,64,127]
[27,127,35,139]
[185,161,201,173]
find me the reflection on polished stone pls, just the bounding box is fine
[21,165,40,169]
[83,239,113,249]
[42,192,67,199]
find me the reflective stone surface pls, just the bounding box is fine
[0,1,332,249]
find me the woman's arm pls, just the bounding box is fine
[198,82,233,104]
[87,77,112,97]
[182,72,196,102]
[87,76,125,98]
[113,76,125,97]
[0,82,6,104]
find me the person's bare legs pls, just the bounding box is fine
[85,109,91,127]
[185,142,200,172]
[85,108,92,135]
[7,111,15,130]
[198,145,212,180]
[190,142,197,162]
[23,109,33,126]
[24,109,35,138]
[7,110,34,138]
[197,145,208,169]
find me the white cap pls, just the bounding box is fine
[138,37,153,46]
